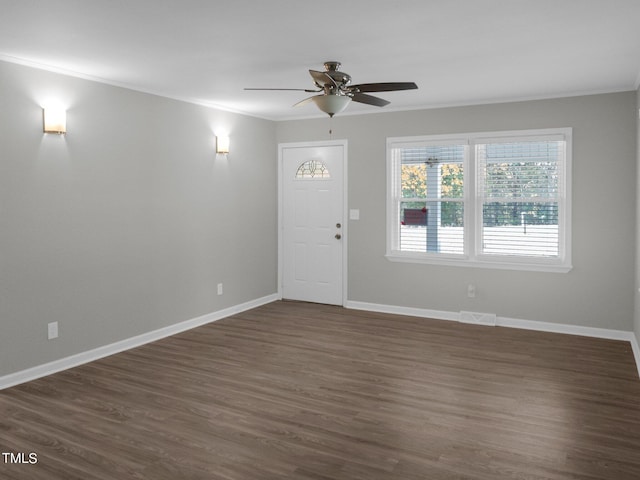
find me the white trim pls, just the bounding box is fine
[0,54,255,118]
[342,143,349,306]
[2,54,634,123]
[0,294,279,391]
[346,300,460,322]
[460,311,497,326]
[496,316,634,342]
[386,134,471,148]
[346,300,639,378]
[386,128,572,273]
[278,139,349,306]
[275,88,636,122]
[632,333,640,378]
[385,252,573,273]
[3,296,637,389]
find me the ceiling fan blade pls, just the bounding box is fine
[244,88,319,92]
[293,96,316,107]
[350,82,418,93]
[309,69,338,88]
[350,92,390,107]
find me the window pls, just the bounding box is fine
[295,160,331,179]
[387,128,572,272]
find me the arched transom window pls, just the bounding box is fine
[295,160,331,179]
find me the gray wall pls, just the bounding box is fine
[0,61,278,376]
[278,92,637,331]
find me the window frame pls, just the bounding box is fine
[386,128,572,273]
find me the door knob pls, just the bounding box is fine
[335,234,342,240]
[336,223,341,228]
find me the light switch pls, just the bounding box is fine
[349,209,360,220]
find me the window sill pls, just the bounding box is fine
[385,252,572,273]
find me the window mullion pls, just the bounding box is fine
[466,143,476,261]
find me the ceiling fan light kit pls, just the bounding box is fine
[245,61,417,117]
[312,94,351,117]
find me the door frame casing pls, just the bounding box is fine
[277,139,348,306]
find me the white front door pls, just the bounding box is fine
[280,141,346,305]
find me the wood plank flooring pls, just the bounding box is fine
[1,300,640,479]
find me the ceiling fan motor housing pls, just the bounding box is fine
[322,61,352,90]
[313,62,352,116]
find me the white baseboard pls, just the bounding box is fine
[495,316,634,341]
[346,300,639,378]
[460,311,497,326]
[0,294,279,390]
[5,296,638,389]
[632,333,640,379]
[345,301,460,322]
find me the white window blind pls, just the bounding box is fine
[477,140,564,258]
[398,143,466,255]
[387,128,572,272]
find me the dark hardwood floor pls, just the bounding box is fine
[1,300,639,479]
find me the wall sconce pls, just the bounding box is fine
[216,135,230,154]
[43,107,66,134]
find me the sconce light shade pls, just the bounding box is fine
[216,135,230,154]
[43,107,66,134]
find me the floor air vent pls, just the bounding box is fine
[459,311,497,326]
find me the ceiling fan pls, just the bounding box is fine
[245,61,418,117]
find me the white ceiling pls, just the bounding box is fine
[1,0,639,120]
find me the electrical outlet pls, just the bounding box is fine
[467,284,476,298]
[48,322,58,340]
[217,283,223,295]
